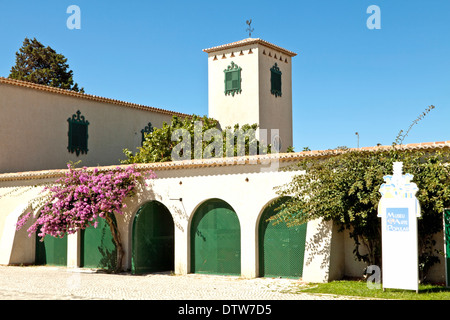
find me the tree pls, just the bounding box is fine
[16,164,154,273]
[274,146,450,280]
[9,37,84,92]
[122,115,271,164]
[274,106,449,280]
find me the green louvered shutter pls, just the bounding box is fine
[231,70,240,90]
[67,110,89,156]
[270,63,282,97]
[224,62,242,96]
[225,72,233,92]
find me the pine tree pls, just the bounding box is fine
[9,37,84,93]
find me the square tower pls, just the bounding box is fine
[203,38,297,152]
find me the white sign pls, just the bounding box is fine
[377,162,420,292]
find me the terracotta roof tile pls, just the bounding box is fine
[1,141,449,182]
[0,77,191,118]
[203,38,297,57]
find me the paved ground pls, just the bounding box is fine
[0,265,365,300]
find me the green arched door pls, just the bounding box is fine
[132,201,174,274]
[35,233,67,266]
[258,198,307,278]
[80,216,117,271]
[190,199,240,275]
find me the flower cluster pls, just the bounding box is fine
[16,164,156,240]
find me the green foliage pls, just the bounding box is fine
[275,148,450,278]
[296,280,450,300]
[9,37,84,92]
[286,146,295,153]
[274,105,446,280]
[122,115,270,164]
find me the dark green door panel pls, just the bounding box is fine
[444,209,450,286]
[132,201,174,274]
[35,233,67,266]
[259,198,307,278]
[80,216,117,271]
[191,199,241,275]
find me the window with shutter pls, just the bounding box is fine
[270,63,282,97]
[141,122,154,145]
[224,61,242,96]
[67,110,89,156]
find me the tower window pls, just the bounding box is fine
[224,61,242,96]
[270,63,282,97]
[67,110,89,156]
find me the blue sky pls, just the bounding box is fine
[0,0,449,151]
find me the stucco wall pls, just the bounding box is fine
[0,81,179,174]
[2,158,444,283]
[258,46,293,151]
[0,161,339,283]
[207,44,260,130]
[206,42,294,152]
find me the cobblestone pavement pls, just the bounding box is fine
[0,265,367,300]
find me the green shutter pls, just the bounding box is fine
[68,110,89,156]
[224,61,242,96]
[270,63,282,97]
[231,71,239,89]
[225,72,233,92]
[141,122,154,145]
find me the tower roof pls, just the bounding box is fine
[202,38,297,57]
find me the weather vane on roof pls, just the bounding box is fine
[246,19,254,37]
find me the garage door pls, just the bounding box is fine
[191,199,240,275]
[259,197,307,278]
[131,201,174,274]
[35,233,67,266]
[80,216,117,271]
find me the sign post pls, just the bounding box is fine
[377,162,420,292]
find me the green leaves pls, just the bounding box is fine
[122,115,268,164]
[276,148,450,273]
[8,37,84,92]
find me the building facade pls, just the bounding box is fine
[0,77,189,174]
[204,38,296,152]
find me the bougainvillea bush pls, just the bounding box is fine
[16,164,156,272]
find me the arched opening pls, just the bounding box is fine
[131,201,174,274]
[190,198,240,275]
[258,197,307,278]
[80,216,117,271]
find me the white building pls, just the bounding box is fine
[204,38,296,152]
[0,38,446,284]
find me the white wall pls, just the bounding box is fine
[206,42,294,151]
[0,81,180,174]
[207,44,260,130]
[258,47,293,150]
[0,162,338,283]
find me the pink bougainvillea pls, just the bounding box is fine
[16,164,156,241]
